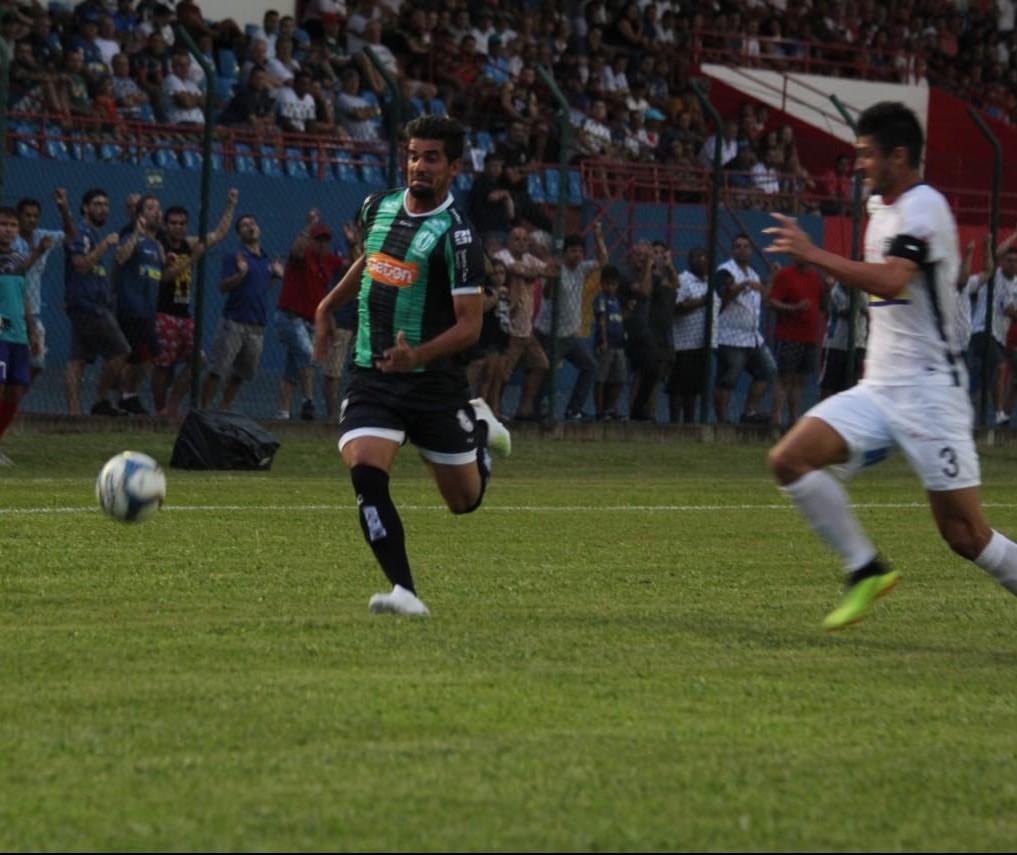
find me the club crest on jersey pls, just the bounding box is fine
[413,231,438,254]
[367,252,418,287]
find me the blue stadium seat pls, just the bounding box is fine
[455,171,474,192]
[215,75,236,103]
[98,141,123,162]
[406,96,426,118]
[71,138,96,161]
[334,155,357,183]
[359,153,385,185]
[259,145,283,177]
[474,130,494,152]
[543,167,561,201]
[152,148,181,169]
[44,138,71,160]
[283,147,311,179]
[216,47,240,78]
[180,149,202,170]
[568,169,583,204]
[233,143,257,174]
[15,139,40,159]
[527,170,546,203]
[428,97,447,116]
[136,103,155,122]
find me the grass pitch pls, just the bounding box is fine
[3,429,1017,852]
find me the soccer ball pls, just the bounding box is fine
[96,451,167,523]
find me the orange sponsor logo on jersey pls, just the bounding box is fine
[367,252,418,287]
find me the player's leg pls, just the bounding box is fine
[422,397,510,514]
[924,457,1017,596]
[342,431,426,615]
[768,387,897,629]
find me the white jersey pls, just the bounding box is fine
[862,183,962,387]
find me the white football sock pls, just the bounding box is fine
[974,530,1017,596]
[781,469,878,574]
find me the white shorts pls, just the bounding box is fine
[806,380,980,491]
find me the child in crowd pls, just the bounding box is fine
[592,264,627,421]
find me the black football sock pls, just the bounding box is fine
[848,557,890,586]
[350,464,414,593]
[464,419,490,513]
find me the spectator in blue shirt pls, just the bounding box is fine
[199,214,284,411]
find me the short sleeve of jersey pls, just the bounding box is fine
[447,214,485,296]
[885,185,945,265]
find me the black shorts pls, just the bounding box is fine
[774,340,817,376]
[338,367,479,463]
[67,308,130,363]
[667,347,710,396]
[117,313,161,364]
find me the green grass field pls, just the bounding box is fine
[3,428,1017,852]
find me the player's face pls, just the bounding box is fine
[406,138,458,209]
[855,135,892,197]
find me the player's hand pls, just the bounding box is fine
[103,233,119,251]
[227,188,239,204]
[236,251,248,275]
[54,187,68,208]
[38,235,53,252]
[376,330,417,373]
[308,207,320,225]
[763,213,814,261]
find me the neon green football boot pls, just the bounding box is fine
[822,570,901,631]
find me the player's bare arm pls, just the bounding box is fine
[764,212,915,300]
[375,293,483,373]
[313,255,365,362]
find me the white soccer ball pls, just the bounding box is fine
[96,451,167,523]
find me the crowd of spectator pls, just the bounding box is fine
[5,1,1017,187]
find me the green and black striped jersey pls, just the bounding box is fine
[353,188,485,376]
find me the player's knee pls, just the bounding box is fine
[767,443,801,485]
[448,489,483,515]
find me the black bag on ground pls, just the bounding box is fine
[171,409,281,470]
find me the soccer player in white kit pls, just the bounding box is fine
[763,101,1017,630]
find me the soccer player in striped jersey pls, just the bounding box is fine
[764,101,1017,630]
[313,114,511,616]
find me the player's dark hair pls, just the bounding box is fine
[164,205,189,222]
[16,197,41,214]
[0,205,19,221]
[564,233,585,251]
[404,114,466,162]
[601,264,621,284]
[857,101,923,168]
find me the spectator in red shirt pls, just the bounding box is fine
[275,210,344,421]
[766,259,829,426]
